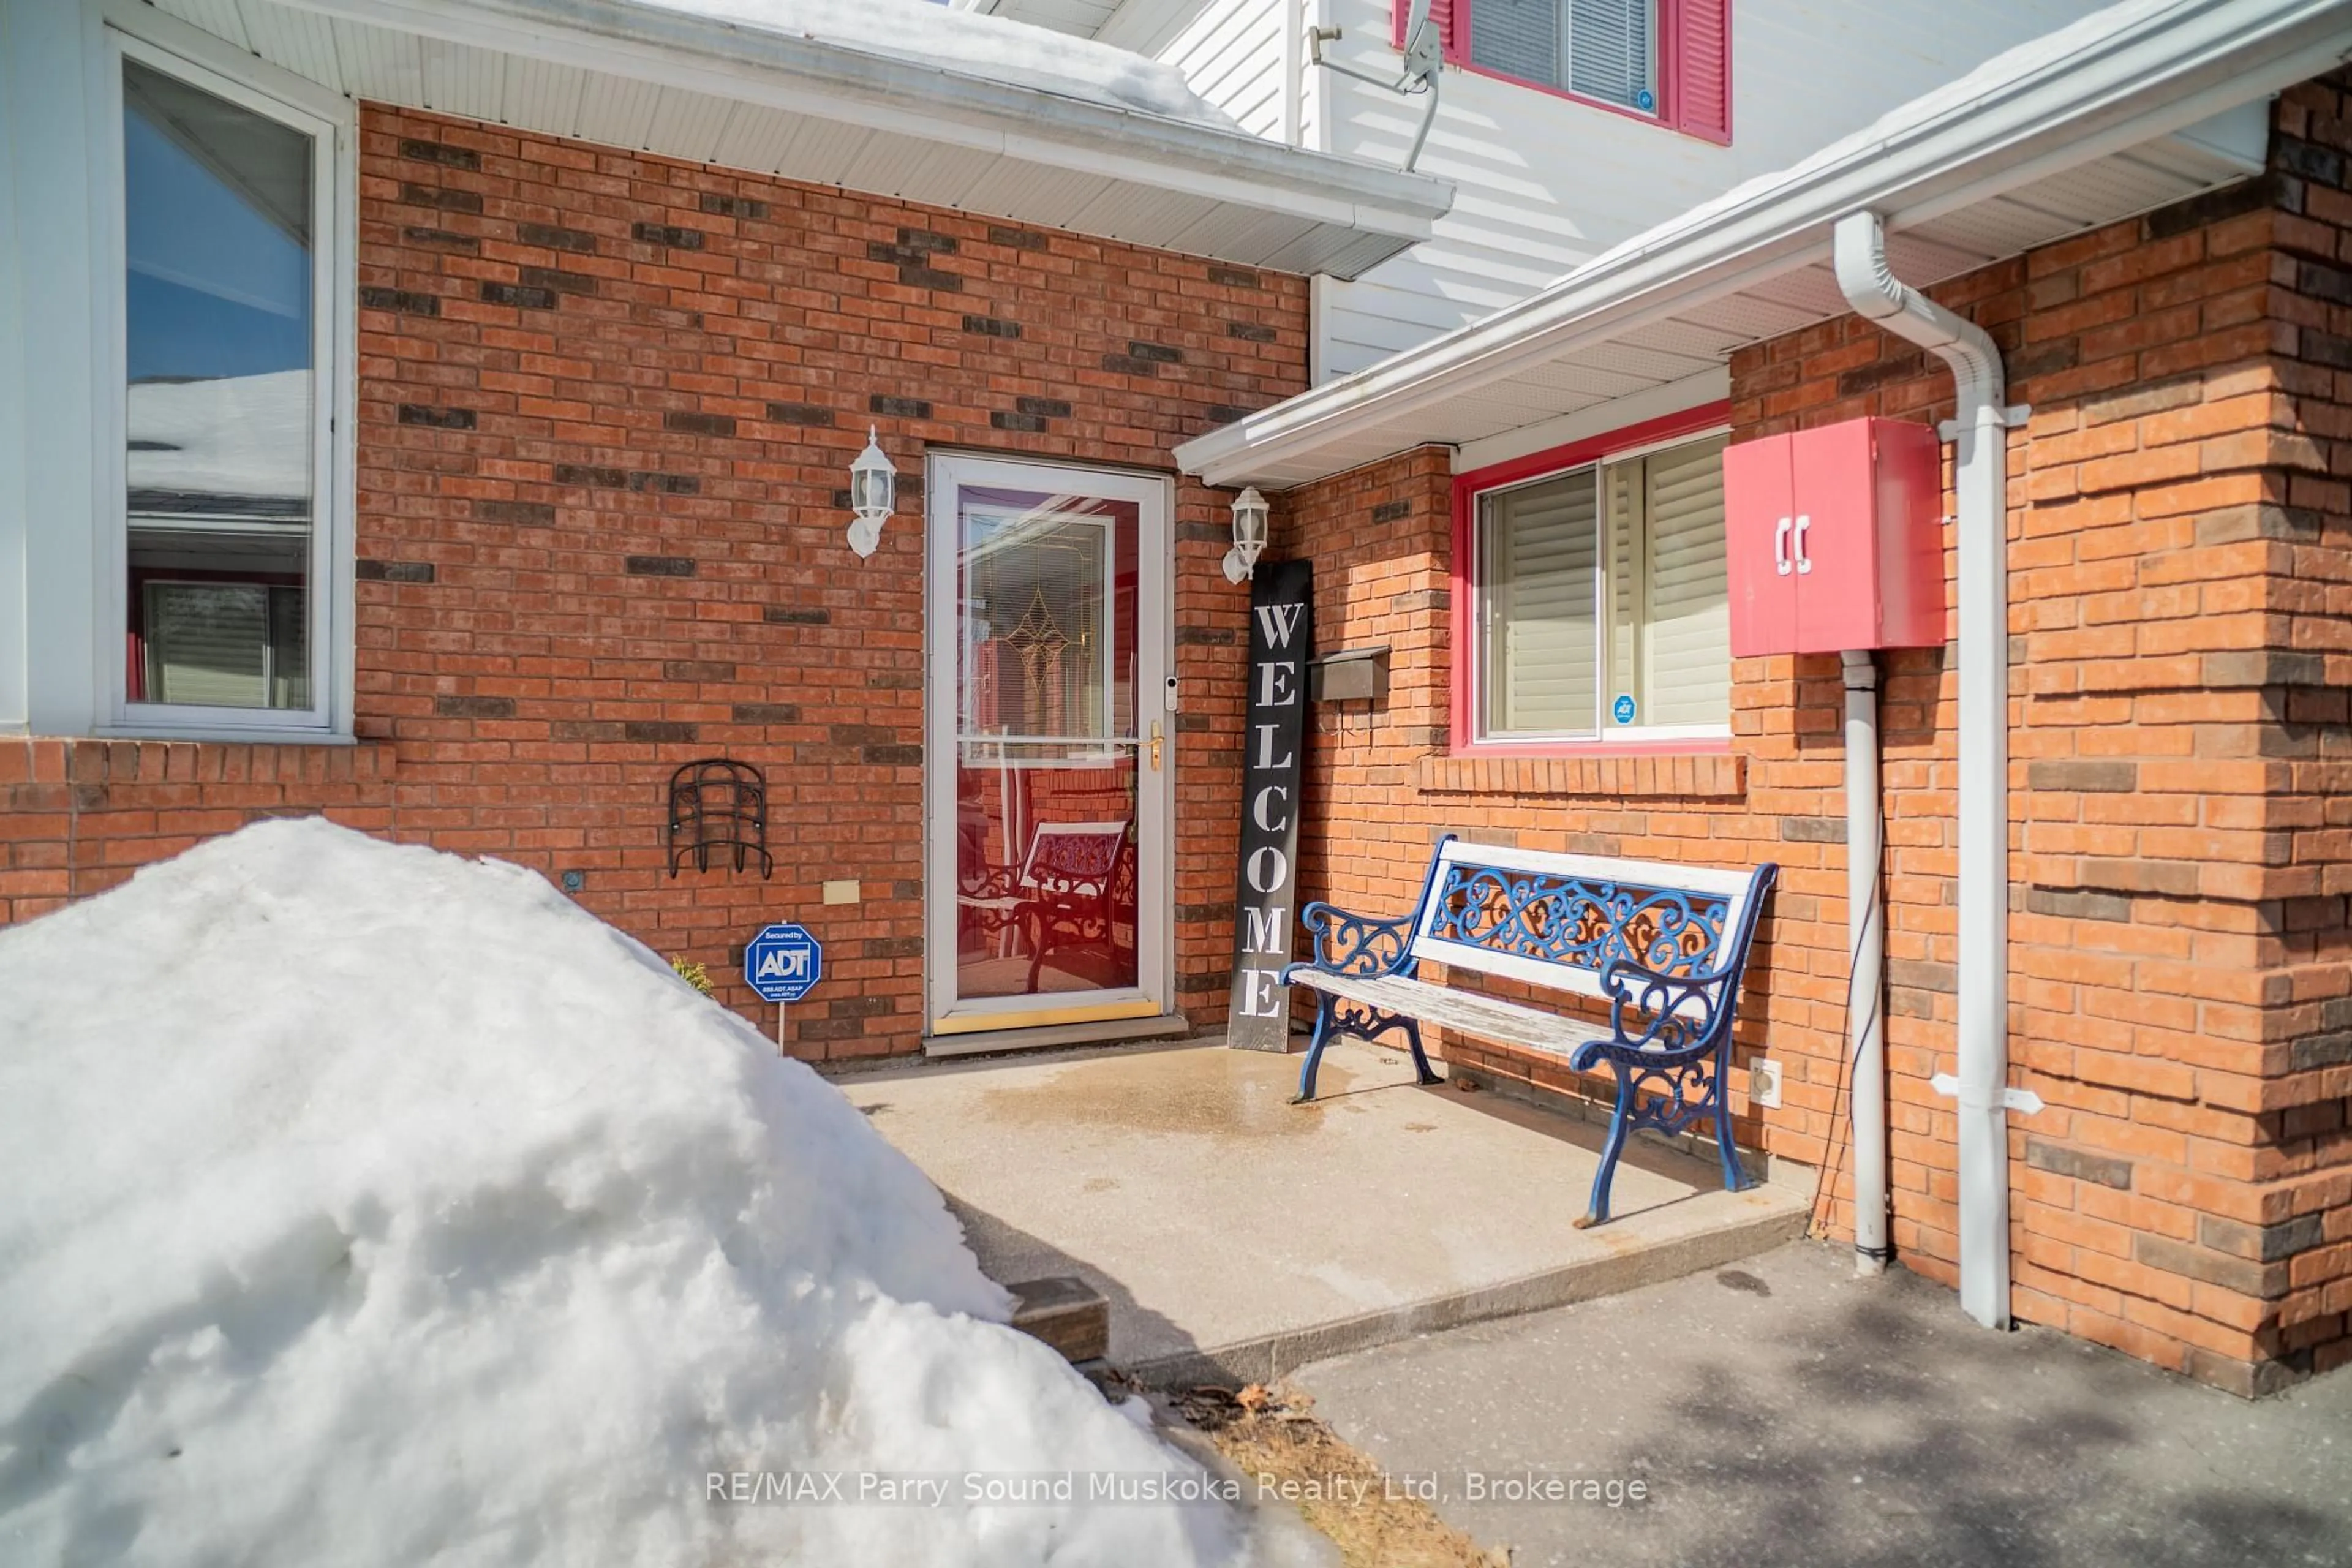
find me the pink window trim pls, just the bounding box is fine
[1396,0,1733,148]
[1449,737,1735,761]
[1447,399,1734,755]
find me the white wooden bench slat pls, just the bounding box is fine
[1303,971,1599,1058]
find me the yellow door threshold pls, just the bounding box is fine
[922,1012,1192,1058]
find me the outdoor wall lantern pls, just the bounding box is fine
[846,426,896,559]
[1223,486,1269,584]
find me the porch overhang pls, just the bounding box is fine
[157,0,1453,277]
[1175,0,2345,489]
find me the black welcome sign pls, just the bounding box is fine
[1227,557,1312,1052]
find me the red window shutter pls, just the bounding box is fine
[1669,0,1732,143]
[1392,0,1461,61]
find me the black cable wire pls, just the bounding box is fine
[1808,783,1888,1247]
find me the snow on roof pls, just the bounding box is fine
[1561,0,2179,287]
[0,820,1247,1565]
[629,0,1243,130]
[128,370,311,508]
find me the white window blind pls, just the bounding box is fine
[1482,470,1597,736]
[1469,0,1559,88]
[1568,0,1653,110]
[1637,435,1730,727]
[1476,433,1727,741]
[143,581,307,709]
[1467,0,1656,113]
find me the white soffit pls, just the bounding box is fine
[954,0,1216,58]
[1177,0,2331,490]
[949,0,1123,39]
[144,0,1450,278]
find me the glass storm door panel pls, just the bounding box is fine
[925,456,1170,1036]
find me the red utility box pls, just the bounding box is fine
[1724,417,1945,655]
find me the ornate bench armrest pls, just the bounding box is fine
[1591,957,1731,1060]
[1289,902,1416,979]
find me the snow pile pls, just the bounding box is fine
[630,0,1243,130]
[0,820,1242,1566]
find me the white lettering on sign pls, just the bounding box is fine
[1231,566,1312,1050]
[1237,967,1280,1016]
[1253,601,1305,649]
[1243,905,1288,955]
[755,949,809,981]
[1256,658,1297,708]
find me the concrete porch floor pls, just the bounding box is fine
[833,1039,1809,1387]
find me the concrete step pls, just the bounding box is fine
[1123,1189,1807,1390]
[1007,1275,1110,1364]
[846,1043,1813,1396]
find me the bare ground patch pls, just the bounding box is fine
[1169,1382,1506,1568]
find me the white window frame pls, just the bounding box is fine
[88,7,356,742]
[1467,426,1732,748]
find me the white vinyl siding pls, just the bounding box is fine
[1159,0,1287,140]
[1475,433,1728,742]
[1303,0,2105,382]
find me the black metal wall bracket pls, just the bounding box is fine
[666,758,773,878]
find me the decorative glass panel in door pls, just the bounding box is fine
[926,456,1170,1036]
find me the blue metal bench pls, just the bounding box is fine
[1281,837,1777,1227]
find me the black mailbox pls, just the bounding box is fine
[1308,646,1389,704]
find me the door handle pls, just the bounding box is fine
[1794,514,1812,574]
[1149,721,1164,771]
[1774,516,1792,576]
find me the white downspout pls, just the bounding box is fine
[1833,209,2021,1330]
[1842,649,1889,1277]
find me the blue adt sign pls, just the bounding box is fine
[1611,693,1637,726]
[744,923,822,1003]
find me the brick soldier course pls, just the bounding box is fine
[1271,80,2352,1396]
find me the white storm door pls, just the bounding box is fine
[924,454,1172,1036]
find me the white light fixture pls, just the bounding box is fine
[1223,486,1269,584]
[846,426,896,559]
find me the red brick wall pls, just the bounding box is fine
[0,105,1310,1055]
[1276,83,2352,1394]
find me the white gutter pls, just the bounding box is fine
[1834,209,2027,1329]
[1841,649,1890,1279]
[1177,0,2350,486]
[270,0,1453,262]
